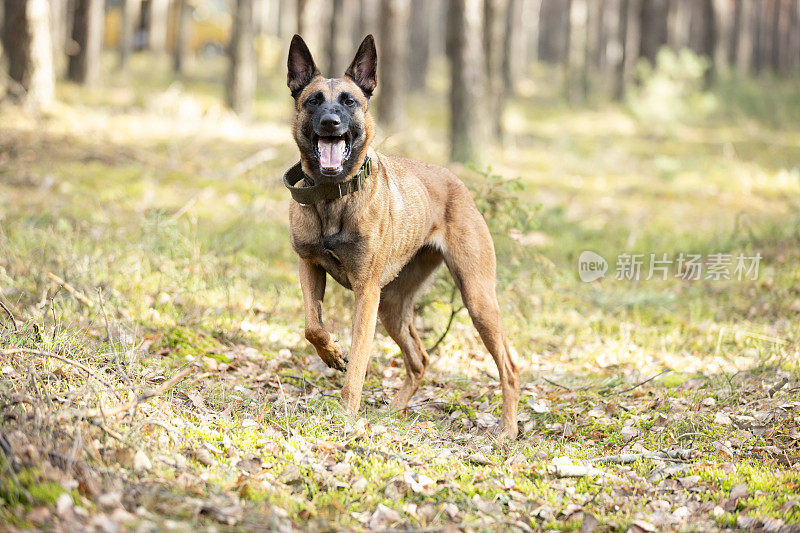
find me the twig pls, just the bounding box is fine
[605,369,672,395]
[427,284,463,355]
[59,364,197,420]
[589,448,696,465]
[542,377,573,391]
[281,374,339,398]
[0,348,118,397]
[0,300,18,333]
[46,272,94,308]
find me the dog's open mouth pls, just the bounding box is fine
[313,133,351,174]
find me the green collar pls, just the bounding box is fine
[283,157,373,205]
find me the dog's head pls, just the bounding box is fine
[287,35,377,182]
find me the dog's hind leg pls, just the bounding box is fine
[379,246,443,410]
[442,209,520,440]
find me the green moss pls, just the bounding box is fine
[0,467,66,509]
[154,325,229,362]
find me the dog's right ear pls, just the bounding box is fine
[287,35,320,98]
[345,35,377,98]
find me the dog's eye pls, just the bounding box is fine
[305,93,323,107]
[341,95,356,107]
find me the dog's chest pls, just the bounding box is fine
[292,217,366,290]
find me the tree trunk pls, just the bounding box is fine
[483,0,508,135]
[50,0,69,72]
[377,0,407,129]
[296,0,307,34]
[538,0,570,63]
[326,0,344,76]
[446,0,485,163]
[148,0,170,55]
[522,0,542,65]
[668,0,690,50]
[753,0,764,72]
[2,0,55,109]
[712,0,732,75]
[226,0,256,115]
[769,0,781,72]
[120,0,140,70]
[593,0,607,70]
[638,0,669,65]
[502,0,523,90]
[408,0,431,90]
[613,0,630,100]
[67,0,104,85]
[172,0,190,72]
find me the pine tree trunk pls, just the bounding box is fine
[226,0,256,115]
[173,0,190,72]
[377,0,407,129]
[325,0,344,76]
[638,0,669,65]
[296,0,307,34]
[408,0,430,90]
[148,0,170,55]
[769,0,781,72]
[613,0,630,101]
[538,0,570,64]
[120,0,140,70]
[483,0,508,135]
[67,0,104,85]
[2,0,55,109]
[502,0,523,90]
[668,0,690,50]
[446,0,485,163]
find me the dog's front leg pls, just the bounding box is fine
[340,282,381,414]
[300,259,348,371]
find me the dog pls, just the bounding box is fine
[284,34,520,439]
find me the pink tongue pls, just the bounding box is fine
[319,139,345,169]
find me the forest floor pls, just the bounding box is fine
[1,54,799,532]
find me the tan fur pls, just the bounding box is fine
[288,45,520,440]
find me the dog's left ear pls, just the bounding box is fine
[287,35,320,98]
[345,35,377,98]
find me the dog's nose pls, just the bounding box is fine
[320,113,341,129]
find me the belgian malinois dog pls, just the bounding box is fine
[284,35,520,439]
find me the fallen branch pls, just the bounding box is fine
[603,368,672,395]
[0,300,17,333]
[589,448,696,465]
[58,364,197,421]
[226,147,277,180]
[0,348,117,396]
[47,272,94,308]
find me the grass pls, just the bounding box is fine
[0,48,798,530]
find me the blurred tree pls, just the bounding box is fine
[50,0,69,72]
[753,0,764,72]
[770,0,781,71]
[67,0,103,85]
[408,0,430,91]
[296,0,307,34]
[538,0,569,63]
[173,0,189,73]
[731,0,754,72]
[502,0,524,92]
[447,0,485,163]
[638,0,668,65]
[377,0,408,129]
[227,0,256,115]
[2,0,55,109]
[120,0,141,71]
[326,0,344,76]
[148,0,169,55]
[483,0,508,135]
[613,0,629,100]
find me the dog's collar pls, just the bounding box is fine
[283,157,373,205]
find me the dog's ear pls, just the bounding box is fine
[287,35,320,98]
[345,35,377,98]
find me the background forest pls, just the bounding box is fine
[1,0,800,531]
